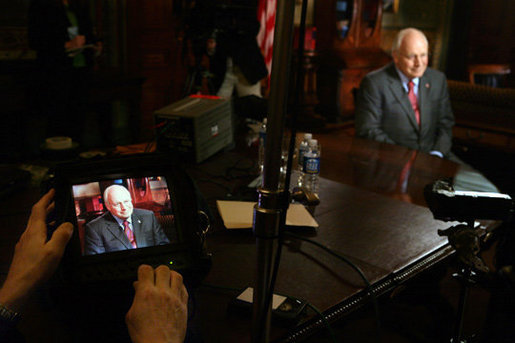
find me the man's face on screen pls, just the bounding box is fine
[106,187,134,220]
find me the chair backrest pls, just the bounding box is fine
[468,64,511,87]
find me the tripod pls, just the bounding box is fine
[438,221,489,343]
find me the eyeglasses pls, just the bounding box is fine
[399,53,429,61]
[111,200,132,208]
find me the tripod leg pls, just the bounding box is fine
[452,270,471,343]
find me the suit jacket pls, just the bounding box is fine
[355,63,455,157]
[84,208,170,255]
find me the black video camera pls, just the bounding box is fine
[424,179,514,223]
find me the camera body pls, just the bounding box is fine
[424,179,514,223]
[50,153,211,287]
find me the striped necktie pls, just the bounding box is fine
[123,220,137,249]
[408,80,421,126]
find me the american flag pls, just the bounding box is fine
[257,0,276,75]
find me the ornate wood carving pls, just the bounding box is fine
[315,0,390,120]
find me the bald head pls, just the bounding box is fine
[104,185,133,220]
[392,28,429,79]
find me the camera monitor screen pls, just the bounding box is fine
[71,176,178,256]
[53,154,211,285]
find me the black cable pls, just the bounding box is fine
[225,157,256,181]
[259,232,284,333]
[192,157,255,182]
[143,141,155,153]
[285,232,370,286]
[200,282,338,343]
[284,231,382,335]
[144,121,175,153]
[303,300,338,343]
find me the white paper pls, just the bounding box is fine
[216,200,318,229]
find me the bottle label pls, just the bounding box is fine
[304,157,320,174]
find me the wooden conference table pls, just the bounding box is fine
[0,131,495,342]
[187,131,496,342]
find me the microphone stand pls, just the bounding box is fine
[252,0,296,342]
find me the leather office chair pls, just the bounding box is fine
[468,64,511,88]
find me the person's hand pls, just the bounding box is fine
[126,265,188,343]
[65,35,86,50]
[0,189,73,312]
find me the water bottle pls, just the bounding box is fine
[296,133,312,187]
[303,139,321,195]
[258,118,267,174]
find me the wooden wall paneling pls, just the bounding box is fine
[92,0,126,70]
[468,0,515,65]
[342,0,360,49]
[454,126,515,152]
[380,0,452,71]
[315,0,390,121]
[337,68,369,116]
[357,0,383,48]
[316,0,384,51]
[126,0,187,141]
[314,0,337,53]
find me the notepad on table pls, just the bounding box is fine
[216,200,318,229]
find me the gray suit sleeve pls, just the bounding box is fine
[151,213,170,245]
[355,76,396,144]
[431,79,455,156]
[84,223,104,255]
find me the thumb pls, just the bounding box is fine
[46,222,74,255]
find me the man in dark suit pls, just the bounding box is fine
[84,185,170,255]
[355,28,455,159]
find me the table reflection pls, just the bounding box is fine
[316,133,499,206]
